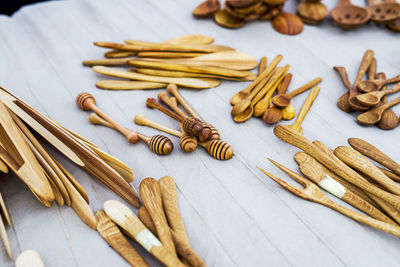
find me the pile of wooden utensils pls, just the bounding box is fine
[193,0,308,36]
[0,87,141,260]
[259,124,400,238]
[135,84,233,160]
[230,55,322,128]
[83,35,258,90]
[96,176,205,267]
[335,49,400,130]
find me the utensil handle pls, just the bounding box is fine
[367,58,377,80]
[382,96,400,110]
[291,86,320,128]
[386,81,400,95]
[334,67,352,91]
[288,77,322,98]
[354,50,374,87]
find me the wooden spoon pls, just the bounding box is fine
[288,86,320,133]
[357,81,400,107]
[358,74,400,93]
[296,0,328,24]
[334,66,354,113]
[271,77,321,108]
[357,96,400,125]
[330,0,371,29]
[92,66,220,89]
[367,0,400,23]
[0,159,8,173]
[375,73,399,130]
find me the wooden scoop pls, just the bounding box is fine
[271,77,321,108]
[334,66,354,113]
[288,86,320,134]
[356,81,400,106]
[367,0,400,23]
[358,74,400,93]
[357,96,400,125]
[330,0,371,29]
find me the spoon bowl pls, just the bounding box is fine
[231,98,251,116]
[271,95,291,107]
[356,93,380,106]
[331,3,371,30]
[357,80,378,92]
[357,111,381,125]
[233,106,253,122]
[369,2,400,23]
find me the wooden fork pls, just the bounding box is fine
[258,159,400,238]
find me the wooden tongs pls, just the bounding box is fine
[0,87,139,208]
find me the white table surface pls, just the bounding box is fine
[0,0,399,266]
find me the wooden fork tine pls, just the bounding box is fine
[267,158,311,187]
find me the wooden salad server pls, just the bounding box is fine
[95,210,149,267]
[137,51,207,58]
[273,125,400,209]
[0,87,139,208]
[334,66,354,113]
[330,0,371,29]
[0,102,54,203]
[104,200,186,267]
[357,96,400,125]
[349,138,400,176]
[288,86,320,134]
[298,161,395,224]
[356,81,400,107]
[92,66,220,89]
[259,161,400,238]
[15,250,45,267]
[163,35,215,45]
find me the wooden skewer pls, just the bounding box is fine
[88,113,173,156]
[140,178,177,256]
[134,115,232,160]
[334,146,400,196]
[260,161,400,238]
[348,138,400,177]
[104,200,186,267]
[288,86,320,134]
[0,213,11,259]
[0,159,8,173]
[95,210,149,267]
[146,97,211,142]
[273,125,400,209]
[15,250,44,267]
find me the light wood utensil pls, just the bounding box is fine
[104,200,186,267]
[358,75,400,93]
[0,102,54,203]
[88,113,173,155]
[146,97,210,142]
[271,77,321,108]
[193,0,221,17]
[334,66,354,113]
[140,178,177,255]
[230,55,282,105]
[165,35,214,45]
[296,0,328,24]
[298,161,395,224]
[374,72,399,130]
[0,213,11,259]
[367,57,377,81]
[273,125,400,209]
[83,57,135,67]
[357,81,400,106]
[96,80,166,90]
[349,138,400,177]
[128,59,253,78]
[137,51,206,58]
[95,210,149,267]
[214,9,245,29]
[272,12,304,35]
[96,41,232,53]
[92,66,220,89]
[367,0,400,23]
[378,167,400,182]
[0,192,10,226]
[258,56,267,75]
[147,51,258,70]
[349,50,375,111]
[135,68,255,81]
[104,50,136,58]
[330,0,371,29]
[138,206,157,235]
[15,250,44,267]
[259,160,400,238]
[288,86,320,134]
[0,159,8,173]
[357,96,400,125]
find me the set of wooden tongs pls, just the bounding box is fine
[134,84,233,160]
[259,124,400,238]
[97,176,205,267]
[0,87,139,259]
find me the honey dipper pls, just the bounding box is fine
[88,113,173,155]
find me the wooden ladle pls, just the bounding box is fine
[330,0,371,29]
[271,77,322,108]
[356,81,400,107]
[367,0,400,24]
[357,96,400,125]
[357,74,400,93]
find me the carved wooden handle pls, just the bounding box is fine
[146,97,184,122]
[167,84,201,119]
[354,50,374,87]
[289,86,320,133]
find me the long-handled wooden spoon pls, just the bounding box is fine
[88,113,173,155]
[374,73,399,130]
[357,81,400,106]
[95,210,149,267]
[92,66,220,89]
[330,0,371,29]
[357,96,400,125]
[259,161,400,238]
[103,200,186,267]
[358,74,400,93]
[273,125,400,209]
[271,77,321,108]
[334,66,354,113]
[15,250,44,267]
[288,86,320,133]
